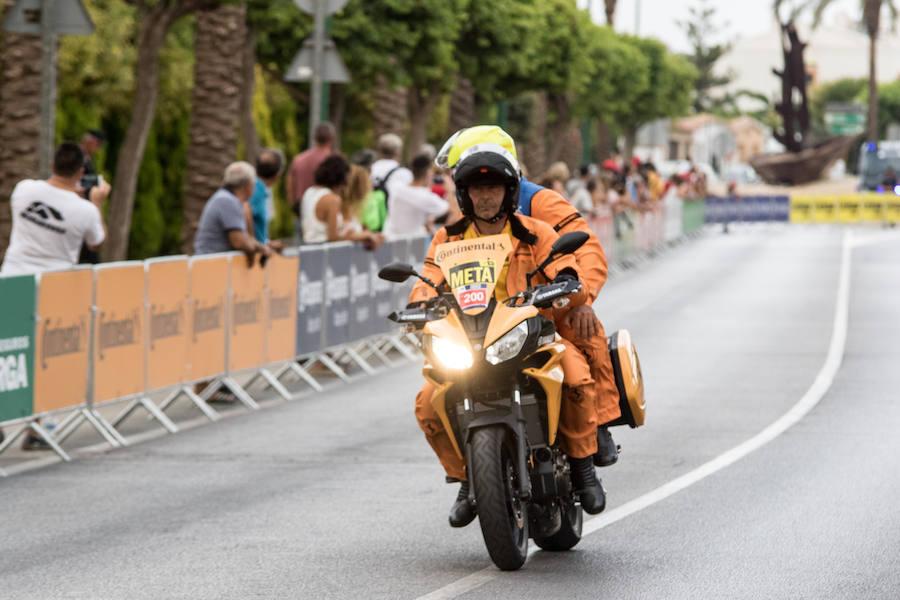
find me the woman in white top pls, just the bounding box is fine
[302,155,381,247]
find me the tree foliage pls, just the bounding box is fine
[20,0,700,259]
[678,0,734,113]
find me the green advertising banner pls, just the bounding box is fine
[0,274,36,421]
[683,199,707,234]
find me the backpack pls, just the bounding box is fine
[516,177,544,217]
[361,166,401,232]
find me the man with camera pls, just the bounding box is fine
[1,142,110,276]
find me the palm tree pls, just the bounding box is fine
[0,3,41,254]
[105,0,223,261]
[604,0,617,26]
[180,3,247,253]
[775,0,898,143]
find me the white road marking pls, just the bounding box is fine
[416,230,854,600]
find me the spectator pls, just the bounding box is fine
[302,155,382,247]
[569,167,594,215]
[566,164,593,197]
[1,142,109,276]
[80,130,103,174]
[193,161,272,263]
[286,121,336,221]
[78,129,106,264]
[351,148,376,172]
[1,142,110,450]
[370,132,413,198]
[249,147,285,245]
[537,161,570,197]
[341,165,384,250]
[382,154,449,239]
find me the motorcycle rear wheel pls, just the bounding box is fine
[533,498,583,551]
[470,426,529,571]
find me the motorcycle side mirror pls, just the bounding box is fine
[526,231,590,291]
[551,231,589,257]
[378,262,416,283]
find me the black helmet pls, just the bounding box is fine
[452,144,521,224]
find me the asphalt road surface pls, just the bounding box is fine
[2,224,899,600]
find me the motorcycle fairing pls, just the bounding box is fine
[483,303,538,349]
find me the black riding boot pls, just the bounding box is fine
[569,456,606,515]
[448,481,477,528]
[594,426,619,467]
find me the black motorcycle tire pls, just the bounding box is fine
[533,498,583,551]
[470,426,529,571]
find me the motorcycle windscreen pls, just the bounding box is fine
[433,233,513,315]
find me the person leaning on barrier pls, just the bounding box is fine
[193,161,273,264]
[301,155,383,249]
[409,139,610,527]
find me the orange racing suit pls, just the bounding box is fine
[524,182,621,426]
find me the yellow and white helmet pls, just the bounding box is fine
[436,126,521,223]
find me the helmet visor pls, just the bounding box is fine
[435,129,464,170]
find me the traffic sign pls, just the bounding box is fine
[825,103,865,136]
[3,0,94,35]
[293,0,348,16]
[284,37,350,83]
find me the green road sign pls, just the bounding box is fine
[0,275,36,421]
[825,107,865,136]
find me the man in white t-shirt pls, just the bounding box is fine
[1,142,110,275]
[382,153,449,239]
[370,133,413,199]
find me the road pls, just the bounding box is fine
[1,224,899,600]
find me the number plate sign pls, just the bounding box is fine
[434,234,512,315]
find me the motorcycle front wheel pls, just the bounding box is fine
[470,426,529,571]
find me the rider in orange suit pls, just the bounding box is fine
[524,182,623,444]
[410,133,609,527]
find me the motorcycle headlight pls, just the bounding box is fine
[485,321,529,365]
[430,336,473,369]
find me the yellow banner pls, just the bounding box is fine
[147,259,189,390]
[33,269,92,413]
[93,264,145,402]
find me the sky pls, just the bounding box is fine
[577,0,865,53]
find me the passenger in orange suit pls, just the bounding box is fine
[410,133,610,527]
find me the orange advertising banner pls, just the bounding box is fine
[146,258,189,390]
[33,268,93,413]
[228,257,266,372]
[265,255,299,364]
[188,256,228,381]
[93,263,145,402]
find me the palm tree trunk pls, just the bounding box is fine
[373,76,407,143]
[864,0,883,143]
[448,74,475,135]
[406,86,440,161]
[604,0,617,26]
[0,29,42,256]
[180,4,247,253]
[239,24,260,164]
[106,14,171,261]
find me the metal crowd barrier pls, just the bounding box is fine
[0,202,710,470]
[0,237,428,467]
[704,195,791,224]
[705,193,900,225]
